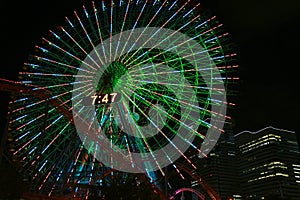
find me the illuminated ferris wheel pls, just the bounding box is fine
[6,0,238,199]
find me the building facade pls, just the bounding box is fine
[191,123,242,200]
[234,126,300,199]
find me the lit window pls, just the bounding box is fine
[275,173,289,177]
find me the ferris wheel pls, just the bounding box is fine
[6,0,238,199]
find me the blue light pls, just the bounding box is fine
[195,20,208,29]
[38,160,48,172]
[168,0,178,10]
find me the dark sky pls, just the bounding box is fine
[0,0,300,134]
[205,0,300,133]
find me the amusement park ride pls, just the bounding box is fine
[0,0,238,199]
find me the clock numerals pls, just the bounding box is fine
[88,92,121,105]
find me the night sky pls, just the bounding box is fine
[0,0,300,134]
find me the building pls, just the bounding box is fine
[234,126,300,199]
[191,123,242,200]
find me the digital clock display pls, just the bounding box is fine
[82,92,121,106]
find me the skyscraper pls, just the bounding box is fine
[191,123,242,200]
[234,126,300,199]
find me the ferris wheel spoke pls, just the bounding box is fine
[41,37,97,71]
[59,24,100,70]
[123,0,195,66]
[123,85,205,139]
[43,80,92,90]
[142,0,169,31]
[18,121,71,165]
[121,89,197,170]
[118,0,149,64]
[73,10,105,67]
[128,67,226,89]
[130,82,228,122]
[118,5,163,63]
[124,82,211,122]
[109,0,114,63]
[40,121,72,155]
[32,47,93,75]
[126,40,201,72]
[38,165,56,191]
[118,90,173,175]
[123,83,226,145]
[113,0,132,61]
[127,22,226,72]
[92,1,109,64]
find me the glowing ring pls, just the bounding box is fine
[72,27,226,173]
